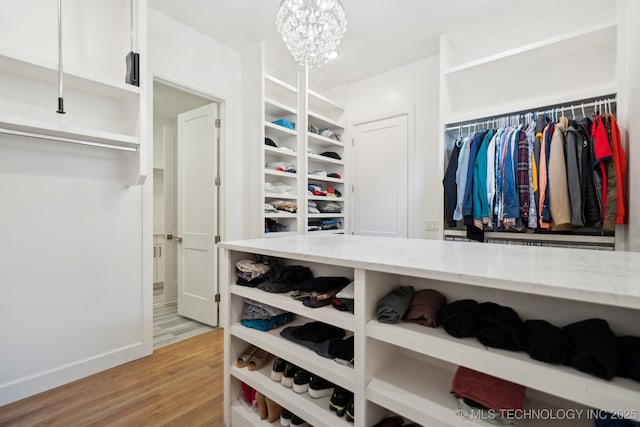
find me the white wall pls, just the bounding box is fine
[148,8,246,242]
[0,0,148,405]
[341,55,440,239]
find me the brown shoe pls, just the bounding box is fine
[255,391,267,420]
[265,396,282,423]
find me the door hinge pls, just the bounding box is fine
[352,184,354,192]
[215,119,221,128]
[214,235,221,244]
[215,176,221,186]
[214,293,221,303]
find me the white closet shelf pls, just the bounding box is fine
[444,21,617,76]
[308,89,345,112]
[0,115,139,150]
[264,146,297,158]
[444,230,615,245]
[0,48,140,99]
[231,365,352,427]
[308,153,345,165]
[308,111,344,130]
[264,193,298,200]
[265,74,298,94]
[231,285,354,331]
[230,322,356,391]
[307,175,345,184]
[308,196,345,202]
[445,83,617,125]
[264,169,298,179]
[265,121,298,137]
[367,321,640,415]
[308,213,345,219]
[307,132,344,148]
[265,97,297,117]
[368,353,590,427]
[265,212,298,219]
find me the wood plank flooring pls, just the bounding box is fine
[0,329,225,427]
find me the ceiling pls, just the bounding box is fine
[147,0,596,91]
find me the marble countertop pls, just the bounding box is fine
[220,234,640,310]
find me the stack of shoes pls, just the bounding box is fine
[236,344,273,371]
[293,370,311,393]
[329,386,353,417]
[271,357,287,381]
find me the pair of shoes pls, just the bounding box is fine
[255,391,282,423]
[275,361,299,388]
[329,386,354,417]
[237,344,273,371]
[240,382,256,405]
[280,409,311,426]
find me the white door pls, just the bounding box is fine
[177,103,219,327]
[353,115,408,237]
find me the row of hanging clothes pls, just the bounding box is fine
[443,98,627,242]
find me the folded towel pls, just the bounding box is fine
[376,286,414,324]
[451,366,526,412]
[524,319,569,364]
[563,318,618,380]
[402,289,447,327]
[439,299,482,338]
[477,302,525,351]
[617,336,640,382]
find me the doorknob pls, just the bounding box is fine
[167,234,183,243]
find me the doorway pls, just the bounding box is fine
[152,80,220,349]
[352,115,409,237]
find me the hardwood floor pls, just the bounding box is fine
[0,329,225,427]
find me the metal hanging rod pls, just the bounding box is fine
[0,127,138,152]
[445,95,617,132]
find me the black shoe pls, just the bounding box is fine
[281,363,298,388]
[280,408,292,426]
[290,413,310,426]
[292,369,311,394]
[329,386,353,417]
[345,400,354,422]
[308,375,334,398]
[271,357,286,382]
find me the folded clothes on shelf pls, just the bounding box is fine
[438,299,483,338]
[524,319,570,365]
[258,265,313,293]
[266,161,296,173]
[320,151,342,160]
[376,285,414,324]
[450,366,526,413]
[264,218,289,233]
[235,259,272,287]
[271,200,297,213]
[402,289,446,327]
[265,181,294,195]
[264,203,277,213]
[477,302,525,351]
[241,298,290,320]
[617,336,640,382]
[563,318,618,380]
[316,200,342,213]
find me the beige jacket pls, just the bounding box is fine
[548,117,572,230]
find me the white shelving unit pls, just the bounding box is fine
[255,52,349,237]
[0,9,146,184]
[438,19,620,248]
[262,69,300,237]
[221,234,640,427]
[306,85,347,235]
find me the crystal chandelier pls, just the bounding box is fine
[276,0,347,68]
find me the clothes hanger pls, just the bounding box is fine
[581,103,586,118]
[571,105,575,120]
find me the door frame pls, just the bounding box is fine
[149,73,226,342]
[350,109,416,238]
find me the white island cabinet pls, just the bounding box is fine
[219,235,640,427]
